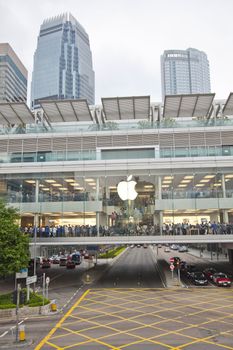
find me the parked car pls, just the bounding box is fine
[143,244,148,248]
[41,258,51,268]
[164,247,171,252]
[170,244,179,250]
[203,267,218,280]
[212,273,231,287]
[189,272,208,286]
[184,264,197,277]
[178,245,188,252]
[66,260,76,269]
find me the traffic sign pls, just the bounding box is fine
[46,277,50,285]
[26,275,37,285]
[170,257,175,263]
[16,269,28,279]
[170,264,175,271]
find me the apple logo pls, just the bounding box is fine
[117,175,138,201]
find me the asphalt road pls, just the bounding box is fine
[96,246,165,288]
[1,246,233,349]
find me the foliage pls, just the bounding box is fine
[0,201,29,277]
[102,122,119,130]
[137,120,152,129]
[0,290,50,309]
[98,246,125,259]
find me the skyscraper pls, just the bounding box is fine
[31,13,95,108]
[0,43,27,102]
[161,48,211,100]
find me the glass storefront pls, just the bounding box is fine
[1,168,233,235]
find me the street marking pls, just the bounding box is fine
[34,289,90,350]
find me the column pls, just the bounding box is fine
[221,174,228,223]
[96,178,100,237]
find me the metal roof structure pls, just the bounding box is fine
[101,96,150,120]
[0,102,34,125]
[163,93,215,119]
[222,92,233,116]
[39,99,93,123]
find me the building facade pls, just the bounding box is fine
[0,43,27,102]
[161,48,211,100]
[31,13,95,108]
[0,93,233,237]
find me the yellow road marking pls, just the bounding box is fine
[34,289,90,350]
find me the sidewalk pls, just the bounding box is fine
[187,247,229,262]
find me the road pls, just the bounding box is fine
[96,246,165,288]
[1,246,233,349]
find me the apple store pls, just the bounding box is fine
[1,94,233,235]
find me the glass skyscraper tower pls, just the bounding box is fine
[0,43,27,102]
[31,13,95,107]
[161,48,211,100]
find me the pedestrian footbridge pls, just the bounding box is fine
[29,234,233,246]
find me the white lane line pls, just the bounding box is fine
[60,285,83,313]
[0,317,28,338]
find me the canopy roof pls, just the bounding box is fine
[223,92,233,116]
[0,102,34,125]
[101,96,150,120]
[163,93,215,118]
[39,99,93,123]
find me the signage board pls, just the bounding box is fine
[16,269,28,279]
[46,277,50,285]
[170,264,175,271]
[169,257,175,263]
[26,275,37,285]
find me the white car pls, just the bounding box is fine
[178,246,188,252]
[164,247,171,252]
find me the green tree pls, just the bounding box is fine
[0,201,29,277]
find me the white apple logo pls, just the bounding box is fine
[117,175,138,201]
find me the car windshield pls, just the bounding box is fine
[217,273,227,278]
[194,273,204,278]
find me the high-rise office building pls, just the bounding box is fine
[161,48,211,99]
[0,43,27,102]
[31,13,95,108]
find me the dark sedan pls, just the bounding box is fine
[189,272,208,286]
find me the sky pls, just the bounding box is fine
[0,0,232,105]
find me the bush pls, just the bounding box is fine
[99,246,125,259]
[0,289,50,309]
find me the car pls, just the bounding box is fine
[59,257,67,266]
[189,272,208,285]
[130,244,135,248]
[184,264,197,277]
[41,258,51,268]
[170,244,179,250]
[212,273,231,287]
[143,244,148,248]
[137,244,141,248]
[66,260,76,269]
[203,267,218,280]
[164,247,171,252]
[178,245,188,252]
[157,244,162,248]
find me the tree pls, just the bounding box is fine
[0,201,29,277]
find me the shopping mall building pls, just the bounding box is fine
[1,93,233,240]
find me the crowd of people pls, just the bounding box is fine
[21,221,233,237]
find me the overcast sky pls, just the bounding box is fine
[0,0,232,104]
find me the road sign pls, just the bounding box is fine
[26,275,37,285]
[170,257,175,263]
[170,264,175,271]
[16,269,28,279]
[46,277,50,285]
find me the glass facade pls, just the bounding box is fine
[161,48,211,99]
[2,168,233,235]
[31,13,95,107]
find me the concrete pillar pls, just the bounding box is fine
[221,174,226,198]
[210,213,219,223]
[228,249,233,265]
[96,178,100,236]
[222,210,229,224]
[155,175,162,199]
[159,211,163,235]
